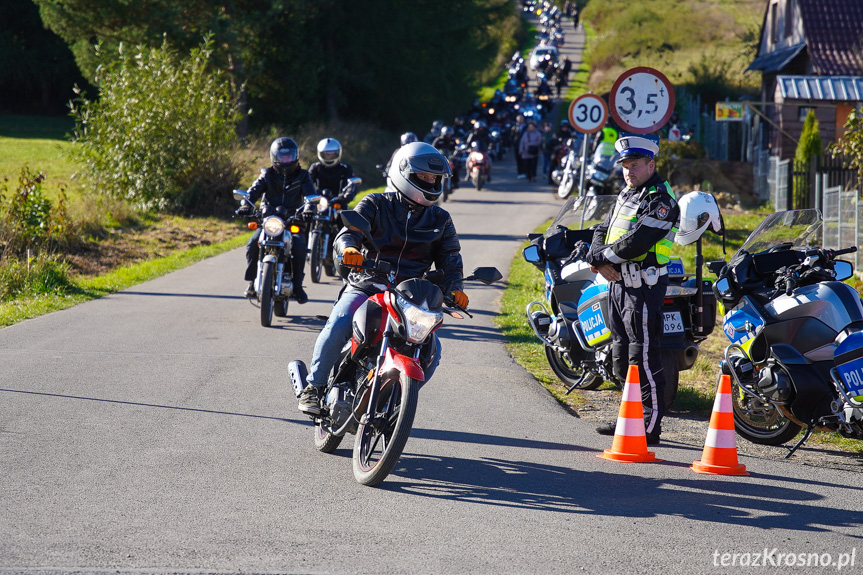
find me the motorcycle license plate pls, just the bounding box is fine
[837,356,863,397]
[663,311,684,334]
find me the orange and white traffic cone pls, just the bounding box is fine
[598,365,660,463]
[692,374,749,475]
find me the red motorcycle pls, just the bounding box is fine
[466,142,492,190]
[288,210,502,486]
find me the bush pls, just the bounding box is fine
[69,36,245,215]
[0,166,70,259]
[0,255,71,301]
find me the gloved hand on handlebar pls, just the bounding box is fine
[342,247,364,267]
[236,201,253,216]
[452,290,469,309]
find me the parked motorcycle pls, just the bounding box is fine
[466,142,491,190]
[305,177,362,283]
[522,195,716,407]
[233,189,306,327]
[288,210,503,486]
[710,208,863,457]
[584,142,623,196]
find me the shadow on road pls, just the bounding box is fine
[385,452,863,533]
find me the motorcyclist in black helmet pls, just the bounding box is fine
[297,142,467,414]
[237,137,315,304]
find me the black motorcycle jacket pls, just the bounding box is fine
[308,162,354,198]
[466,129,490,151]
[586,171,678,270]
[334,189,464,295]
[247,166,315,213]
[432,135,458,156]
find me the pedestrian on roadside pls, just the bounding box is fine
[512,114,527,179]
[540,121,555,177]
[586,136,679,445]
[518,121,543,182]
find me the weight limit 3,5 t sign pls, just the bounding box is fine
[609,67,675,135]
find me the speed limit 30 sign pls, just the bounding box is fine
[609,67,675,134]
[568,93,608,134]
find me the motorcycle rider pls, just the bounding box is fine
[238,137,315,304]
[297,142,468,415]
[432,126,460,188]
[466,121,492,182]
[308,138,356,201]
[585,135,679,445]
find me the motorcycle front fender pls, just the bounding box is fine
[379,347,425,381]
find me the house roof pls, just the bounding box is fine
[798,0,863,75]
[777,75,863,101]
[747,43,806,73]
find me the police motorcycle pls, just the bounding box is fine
[304,177,362,283]
[710,208,863,457]
[288,210,503,486]
[585,141,624,196]
[522,193,719,407]
[234,189,307,327]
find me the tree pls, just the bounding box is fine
[830,107,863,191]
[69,38,244,214]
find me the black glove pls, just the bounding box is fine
[236,201,253,216]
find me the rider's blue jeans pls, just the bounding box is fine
[306,288,441,388]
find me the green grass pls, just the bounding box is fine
[0,115,79,203]
[0,232,250,327]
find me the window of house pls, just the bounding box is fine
[784,0,793,38]
[799,106,812,122]
[770,2,779,44]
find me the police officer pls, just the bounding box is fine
[238,137,315,304]
[586,135,678,445]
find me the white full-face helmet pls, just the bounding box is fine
[388,142,452,207]
[675,191,723,245]
[316,137,342,167]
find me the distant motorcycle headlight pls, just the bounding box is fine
[317,197,329,212]
[263,216,286,236]
[396,294,443,343]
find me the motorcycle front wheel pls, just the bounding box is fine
[315,421,343,453]
[545,345,603,390]
[557,173,574,199]
[730,383,802,445]
[309,232,323,284]
[260,261,275,327]
[353,372,418,487]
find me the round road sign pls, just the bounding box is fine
[609,67,675,134]
[568,94,608,134]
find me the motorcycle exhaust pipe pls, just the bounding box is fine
[680,343,699,370]
[288,360,309,397]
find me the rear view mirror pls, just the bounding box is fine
[340,210,371,235]
[465,267,503,284]
[523,245,541,264]
[233,189,249,202]
[835,260,853,281]
[707,260,726,275]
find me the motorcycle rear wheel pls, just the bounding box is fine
[352,372,418,486]
[545,345,603,390]
[260,261,275,327]
[309,232,323,284]
[730,383,802,445]
[315,421,343,453]
[660,350,679,410]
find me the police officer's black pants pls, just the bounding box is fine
[245,229,307,288]
[607,276,668,436]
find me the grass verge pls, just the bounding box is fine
[0,233,249,328]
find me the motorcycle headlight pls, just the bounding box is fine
[317,197,329,212]
[396,294,443,343]
[263,216,286,236]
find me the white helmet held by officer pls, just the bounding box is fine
[674,191,723,245]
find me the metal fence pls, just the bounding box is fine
[822,185,863,271]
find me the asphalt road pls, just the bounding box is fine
[3,18,863,575]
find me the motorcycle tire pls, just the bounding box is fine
[472,174,481,190]
[260,261,275,328]
[309,233,323,284]
[660,350,679,410]
[315,421,343,453]
[274,298,288,317]
[557,173,574,199]
[730,383,802,445]
[352,372,418,487]
[545,345,603,390]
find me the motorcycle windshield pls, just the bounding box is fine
[739,209,823,255]
[546,195,618,234]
